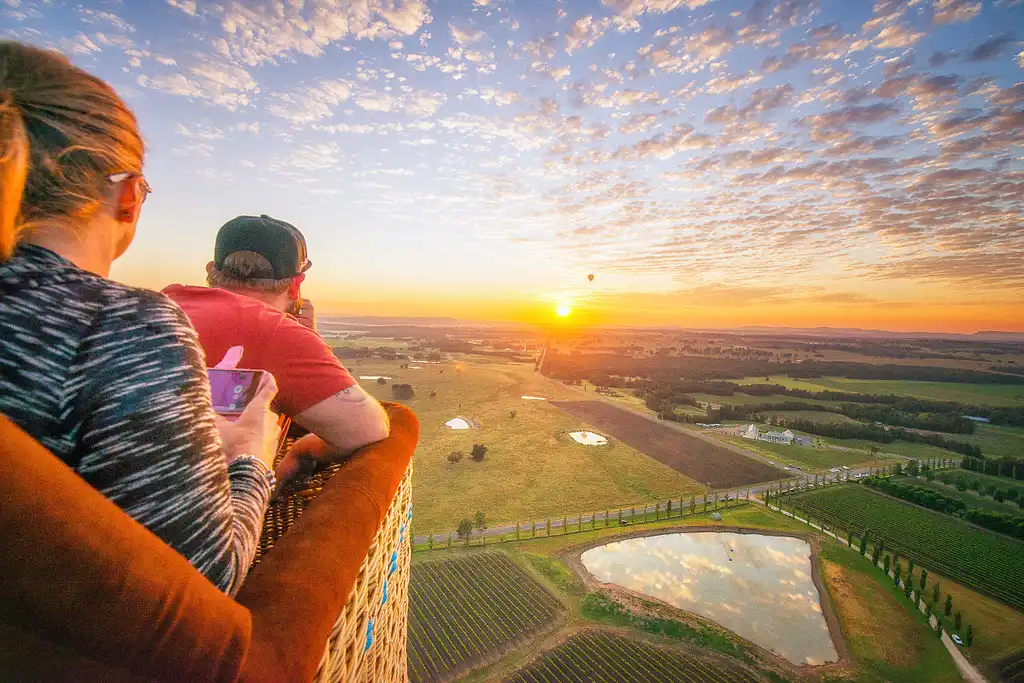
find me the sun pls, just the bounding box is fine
[556,302,572,317]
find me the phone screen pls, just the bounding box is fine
[208,369,262,414]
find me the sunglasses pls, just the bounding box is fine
[108,172,153,204]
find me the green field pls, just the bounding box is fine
[408,553,563,683]
[957,424,1024,459]
[718,434,885,471]
[828,438,963,461]
[737,376,1024,407]
[692,391,842,409]
[891,475,1023,517]
[785,485,1024,610]
[508,630,766,683]
[817,543,962,683]
[761,410,862,426]
[356,358,705,533]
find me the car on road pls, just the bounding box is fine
[784,465,793,470]
[951,634,963,646]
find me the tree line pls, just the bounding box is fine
[863,475,1024,539]
[542,350,1024,388]
[772,418,982,458]
[960,456,1024,480]
[642,379,1024,428]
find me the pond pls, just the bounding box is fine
[569,431,608,446]
[445,417,471,430]
[581,532,838,665]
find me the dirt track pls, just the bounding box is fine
[551,400,787,488]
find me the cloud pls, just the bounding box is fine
[618,112,660,134]
[170,0,432,66]
[933,0,982,24]
[967,32,1017,61]
[602,0,714,19]
[138,56,257,109]
[166,0,197,16]
[801,103,901,130]
[566,15,611,54]
[613,123,714,160]
[705,71,763,93]
[874,24,924,49]
[268,79,352,124]
[450,23,484,46]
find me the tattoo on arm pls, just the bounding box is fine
[337,386,368,403]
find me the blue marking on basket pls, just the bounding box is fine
[389,550,398,576]
[364,619,373,651]
[381,580,389,605]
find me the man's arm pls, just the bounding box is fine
[292,384,390,455]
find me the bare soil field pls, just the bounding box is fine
[550,400,787,488]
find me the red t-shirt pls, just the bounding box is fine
[163,285,355,416]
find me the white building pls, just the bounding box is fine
[761,430,795,445]
[741,424,760,440]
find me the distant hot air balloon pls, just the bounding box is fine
[587,273,595,282]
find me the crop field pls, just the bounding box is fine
[507,630,766,683]
[551,400,786,488]
[736,376,1024,407]
[787,485,1024,610]
[408,553,563,683]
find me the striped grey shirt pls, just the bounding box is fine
[0,245,271,596]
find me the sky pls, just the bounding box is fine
[4,0,1023,333]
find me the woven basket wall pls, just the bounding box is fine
[253,435,413,683]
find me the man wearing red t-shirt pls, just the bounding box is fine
[164,215,389,484]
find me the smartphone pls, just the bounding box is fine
[208,368,265,415]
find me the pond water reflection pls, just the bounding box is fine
[581,532,838,665]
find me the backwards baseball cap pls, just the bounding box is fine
[213,214,312,279]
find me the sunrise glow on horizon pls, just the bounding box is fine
[7,0,1022,333]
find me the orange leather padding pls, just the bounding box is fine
[236,401,419,683]
[0,414,252,683]
[0,401,418,683]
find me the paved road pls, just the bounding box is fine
[771,503,988,683]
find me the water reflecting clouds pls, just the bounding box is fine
[581,532,838,665]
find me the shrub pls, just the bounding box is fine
[392,383,415,400]
[447,451,464,464]
[471,444,488,461]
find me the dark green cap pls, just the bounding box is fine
[213,214,311,279]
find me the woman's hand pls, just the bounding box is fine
[215,373,281,470]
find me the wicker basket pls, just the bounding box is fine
[253,435,413,683]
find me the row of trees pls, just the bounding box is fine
[762,417,982,458]
[543,350,1024,391]
[862,476,967,514]
[766,490,976,648]
[960,456,1024,480]
[636,376,1024,429]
